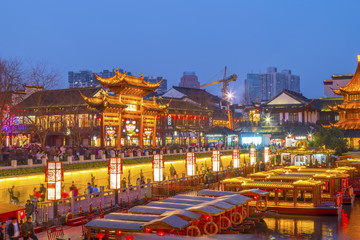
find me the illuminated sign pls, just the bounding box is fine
[152,154,164,182]
[249,148,257,165]
[108,157,123,190]
[186,152,196,176]
[294,136,307,140]
[167,114,172,126]
[144,128,152,136]
[209,117,213,127]
[212,150,221,172]
[232,149,240,168]
[241,136,262,145]
[264,147,270,163]
[45,162,63,201]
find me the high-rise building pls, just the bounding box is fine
[179,71,200,89]
[144,76,168,94]
[244,67,300,103]
[323,74,352,97]
[68,69,124,88]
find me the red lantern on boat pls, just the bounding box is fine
[157,230,165,237]
[97,233,104,239]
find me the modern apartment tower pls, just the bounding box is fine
[244,67,300,103]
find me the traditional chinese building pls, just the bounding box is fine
[327,55,360,148]
[81,68,168,149]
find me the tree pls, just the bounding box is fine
[309,127,348,155]
[0,57,24,148]
[24,61,60,147]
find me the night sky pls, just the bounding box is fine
[1,0,360,101]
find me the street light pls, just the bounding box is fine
[186,152,196,176]
[232,148,240,168]
[45,161,64,219]
[212,150,221,172]
[108,157,123,205]
[153,154,164,182]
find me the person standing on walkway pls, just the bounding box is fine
[86,183,93,194]
[21,217,38,240]
[7,217,20,240]
[0,222,6,240]
[25,200,34,220]
[39,184,46,202]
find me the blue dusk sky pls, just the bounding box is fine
[1,0,360,102]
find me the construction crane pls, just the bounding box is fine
[199,66,237,130]
[199,66,237,100]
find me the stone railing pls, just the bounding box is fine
[33,168,242,225]
[0,147,237,170]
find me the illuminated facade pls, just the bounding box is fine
[82,68,168,148]
[327,55,360,148]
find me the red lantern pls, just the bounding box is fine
[97,233,104,239]
[204,215,211,221]
[253,195,259,200]
[157,230,165,237]
[19,211,25,219]
[117,230,122,236]
[145,227,152,233]
[126,236,134,240]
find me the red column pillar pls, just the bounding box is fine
[100,113,105,148]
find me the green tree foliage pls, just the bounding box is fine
[309,127,348,155]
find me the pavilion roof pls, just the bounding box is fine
[334,55,360,93]
[327,119,360,130]
[80,89,127,111]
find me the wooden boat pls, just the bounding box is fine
[248,168,355,205]
[221,177,342,215]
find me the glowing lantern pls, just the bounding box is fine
[186,152,196,176]
[145,228,152,233]
[45,162,63,201]
[108,157,123,190]
[117,230,122,236]
[263,147,270,163]
[126,236,134,240]
[153,154,164,182]
[232,149,240,168]
[212,150,221,172]
[249,148,257,165]
[157,230,165,237]
[97,233,104,239]
[19,211,25,220]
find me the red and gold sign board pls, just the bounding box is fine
[233,149,240,168]
[264,147,270,163]
[108,157,123,190]
[153,154,164,182]
[249,148,257,165]
[212,150,221,172]
[45,162,64,201]
[186,152,196,176]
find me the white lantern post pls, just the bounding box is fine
[45,161,63,218]
[108,157,123,205]
[212,150,221,172]
[186,152,196,176]
[153,154,164,182]
[264,147,270,163]
[232,148,240,168]
[249,147,257,165]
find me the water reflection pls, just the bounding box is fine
[251,199,360,240]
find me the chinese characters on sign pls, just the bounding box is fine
[232,149,240,168]
[212,150,221,172]
[45,162,63,201]
[264,147,270,163]
[153,154,164,182]
[108,157,123,189]
[186,152,196,176]
[249,147,257,165]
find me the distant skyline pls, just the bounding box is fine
[1,0,360,102]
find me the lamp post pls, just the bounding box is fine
[232,148,240,168]
[108,157,123,205]
[45,161,64,219]
[249,147,257,165]
[186,152,196,176]
[153,154,164,182]
[264,146,270,163]
[212,150,221,172]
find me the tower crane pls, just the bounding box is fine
[200,66,237,130]
[199,66,237,100]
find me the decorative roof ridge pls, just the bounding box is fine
[336,55,360,92]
